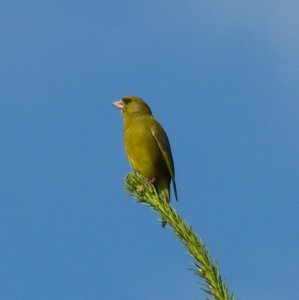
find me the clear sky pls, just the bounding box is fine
[1,1,298,299]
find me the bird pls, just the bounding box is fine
[113,96,178,227]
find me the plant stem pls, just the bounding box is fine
[125,172,235,300]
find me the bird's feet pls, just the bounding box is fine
[145,177,156,185]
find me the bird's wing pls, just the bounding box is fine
[151,124,178,201]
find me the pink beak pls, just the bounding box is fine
[112,99,124,110]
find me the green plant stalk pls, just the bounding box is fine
[125,172,235,300]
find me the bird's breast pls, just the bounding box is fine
[123,118,167,178]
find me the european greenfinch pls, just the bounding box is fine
[113,96,178,227]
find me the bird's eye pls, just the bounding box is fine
[122,98,131,104]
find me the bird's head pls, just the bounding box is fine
[112,96,152,118]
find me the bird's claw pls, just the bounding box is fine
[145,177,156,184]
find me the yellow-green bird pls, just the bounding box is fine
[113,96,178,226]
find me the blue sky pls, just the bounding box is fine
[1,1,298,299]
